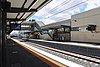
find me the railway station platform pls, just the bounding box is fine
[6,39,50,67]
[1,0,100,67]
[5,38,100,67]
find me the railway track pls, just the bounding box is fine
[28,39,100,58]
[26,41,100,67]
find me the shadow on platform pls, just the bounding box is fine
[6,39,50,67]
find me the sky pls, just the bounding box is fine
[27,0,100,25]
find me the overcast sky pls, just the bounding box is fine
[27,0,100,25]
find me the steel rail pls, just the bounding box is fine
[28,42,100,64]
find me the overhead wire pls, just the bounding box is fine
[41,0,71,17]
[47,0,71,14]
[43,0,89,19]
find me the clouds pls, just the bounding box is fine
[40,19,56,24]
[84,0,100,11]
[28,0,100,25]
